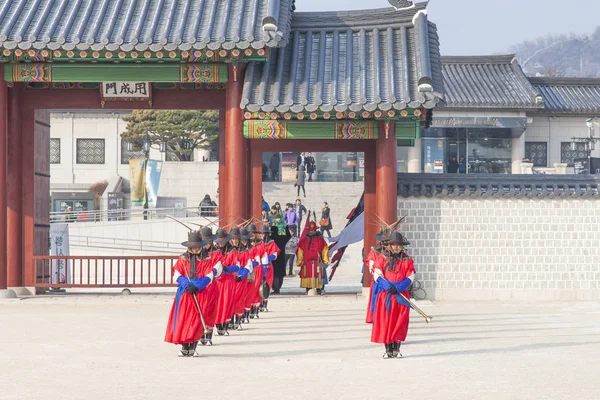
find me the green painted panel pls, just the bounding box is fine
[51,64,180,82]
[396,120,419,139]
[4,63,229,82]
[243,120,379,139]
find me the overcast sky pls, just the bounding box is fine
[295,0,600,55]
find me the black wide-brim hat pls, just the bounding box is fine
[229,228,242,239]
[200,228,215,242]
[246,224,258,234]
[239,228,252,240]
[260,224,271,234]
[215,229,232,244]
[182,231,207,248]
[387,232,410,246]
[374,230,390,242]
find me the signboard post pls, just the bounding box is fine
[50,223,71,290]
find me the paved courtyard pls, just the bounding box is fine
[0,293,599,400]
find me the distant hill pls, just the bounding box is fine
[508,27,600,78]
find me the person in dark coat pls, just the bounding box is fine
[296,165,306,197]
[305,152,316,181]
[270,226,291,294]
[319,202,333,238]
[269,153,280,181]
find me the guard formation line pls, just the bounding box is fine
[164,215,431,359]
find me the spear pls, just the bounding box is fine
[166,215,193,231]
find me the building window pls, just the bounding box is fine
[50,138,61,164]
[120,140,145,164]
[561,142,587,167]
[76,139,105,164]
[525,142,548,167]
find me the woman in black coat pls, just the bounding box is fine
[319,202,333,238]
[270,226,291,294]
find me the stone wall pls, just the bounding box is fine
[399,197,600,301]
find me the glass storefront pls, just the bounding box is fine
[262,152,363,182]
[421,127,513,174]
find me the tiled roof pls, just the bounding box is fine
[529,77,600,114]
[241,5,443,114]
[441,55,544,109]
[0,0,295,52]
[397,174,600,198]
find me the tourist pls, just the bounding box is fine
[447,156,459,173]
[458,156,467,174]
[269,153,281,181]
[269,205,285,235]
[305,152,316,181]
[285,226,298,276]
[296,164,306,197]
[296,152,305,168]
[369,231,415,359]
[261,196,270,213]
[283,203,298,233]
[319,202,333,238]
[199,194,216,216]
[294,199,307,235]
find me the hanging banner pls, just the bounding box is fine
[50,223,71,285]
[129,158,146,206]
[145,160,163,208]
[423,138,445,173]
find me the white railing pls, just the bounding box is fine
[69,235,183,253]
[50,206,218,224]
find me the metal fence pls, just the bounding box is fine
[49,206,218,224]
[33,255,180,288]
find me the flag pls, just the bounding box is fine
[129,158,146,206]
[327,194,364,281]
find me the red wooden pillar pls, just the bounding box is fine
[376,120,398,224]
[218,110,226,225]
[250,141,262,222]
[224,64,247,226]
[7,84,22,289]
[363,143,377,288]
[21,108,35,288]
[0,65,7,292]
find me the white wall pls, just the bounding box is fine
[157,162,219,208]
[523,116,600,170]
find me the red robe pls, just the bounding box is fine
[249,241,267,306]
[164,253,219,344]
[370,254,415,344]
[365,248,384,324]
[232,247,253,316]
[296,234,329,289]
[214,248,238,324]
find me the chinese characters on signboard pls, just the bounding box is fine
[100,82,152,106]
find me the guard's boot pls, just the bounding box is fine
[382,343,394,359]
[190,341,200,357]
[200,333,208,346]
[242,311,250,323]
[206,329,214,346]
[216,323,226,336]
[263,300,269,312]
[179,343,191,357]
[227,319,235,330]
[250,306,258,319]
[393,342,402,358]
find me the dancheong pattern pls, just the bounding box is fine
[246,120,287,139]
[180,64,226,83]
[334,121,376,139]
[13,64,51,82]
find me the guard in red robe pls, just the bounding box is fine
[213,228,239,336]
[248,224,267,318]
[260,225,280,311]
[164,230,220,357]
[365,229,390,324]
[232,227,254,329]
[245,224,265,323]
[236,226,257,325]
[296,221,330,294]
[369,232,416,358]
